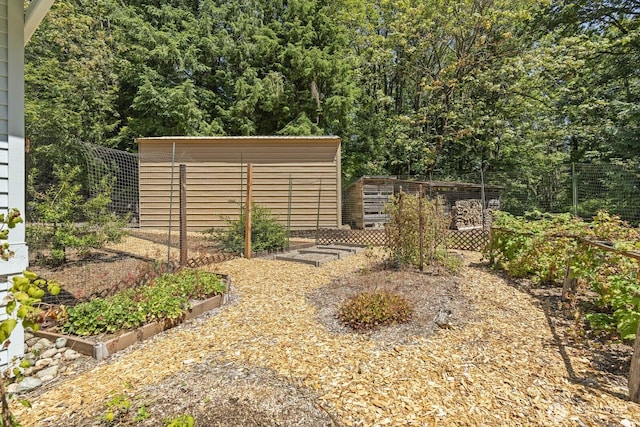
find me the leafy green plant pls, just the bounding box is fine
[338,290,412,331]
[27,164,129,266]
[0,209,61,427]
[64,269,226,336]
[0,209,23,261]
[384,192,451,270]
[487,210,640,340]
[165,414,195,427]
[212,202,286,254]
[100,394,131,424]
[134,406,151,422]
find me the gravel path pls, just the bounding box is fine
[14,250,640,426]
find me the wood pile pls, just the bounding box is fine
[451,199,484,230]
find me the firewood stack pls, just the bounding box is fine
[451,199,484,230]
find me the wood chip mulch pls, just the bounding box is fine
[13,250,640,426]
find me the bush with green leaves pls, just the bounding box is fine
[0,209,23,261]
[64,269,226,336]
[213,203,287,254]
[27,164,129,265]
[487,210,640,340]
[383,192,451,270]
[337,290,412,331]
[0,209,61,427]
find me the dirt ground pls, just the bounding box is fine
[12,248,640,426]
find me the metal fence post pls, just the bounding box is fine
[315,178,322,244]
[418,184,424,272]
[572,163,578,216]
[287,174,292,250]
[167,142,176,269]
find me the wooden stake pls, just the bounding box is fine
[629,320,640,402]
[245,164,253,259]
[179,164,187,266]
[561,263,577,301]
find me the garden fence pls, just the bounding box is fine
[24,141,640,306]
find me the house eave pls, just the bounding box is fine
[24,0,55,46]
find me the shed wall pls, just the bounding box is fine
[138,138,341,231]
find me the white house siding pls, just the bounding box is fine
[0,0,27,370]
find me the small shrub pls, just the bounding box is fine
[384,192,449,269]
[338,290,412,331]
[27,165,129,266]
[213,203,287,254]
[435,249,464,274]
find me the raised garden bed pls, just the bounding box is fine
[34,273,231,360]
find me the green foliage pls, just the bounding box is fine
[100,394,132,424]
[383,192,451,271]
[28,164,128,265]
[0,210,60,427]
[165,414,195,427]
[213,203,287,254]
[64,269,226,336]
[337,290,412,331]
[0,209,23,261]
[487,210,640,340]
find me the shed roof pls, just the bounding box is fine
[351,175,504,191]
[136,136,341,144]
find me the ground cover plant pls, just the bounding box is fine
[337,290,413,331]
[487,210,640,340]
[63,269,226,336]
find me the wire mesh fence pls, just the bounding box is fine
[24,139,640,308]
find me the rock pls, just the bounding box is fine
[621,420,636,427]
[17,377,42,393]
[36,366,58,380]
[40,348,58,359]
[22,367,35,377]
[25,337,39,348]
[63,349,81,361]
[434,308,454,329]
[35,358,52,369]
[55,337,67,349]
[36,338,53,349]
[53,353,62,360]
[24,332,34,342]
[6,383,20,394]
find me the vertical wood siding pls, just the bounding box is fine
[137,137,341,231]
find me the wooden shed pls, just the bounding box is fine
[343,176,503,229]
[136,136,342,231]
